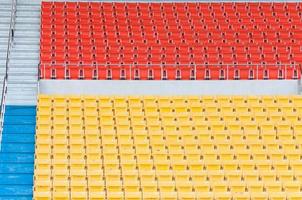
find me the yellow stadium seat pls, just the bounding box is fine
[222,160,238,170]
[287,192,302,200]
[34,191,51,200]
[208,171,224,182]
[247,181,264,193]
[232,192,250,200]
[229,181,246,193]
[264,182,282,193]
[243,170,259,182]
[35,95,302,199]
[89,191,106,200]
[214,192,232,200]
[278,170,294,182]
[283,181,301,192]
[224,170,242,182]
[211,181,229,193]
[52,191,69,200]
[269,192,287,200]
[123,180,140,192]
[52,180,69,193]
[106,191,124,199]
[273,160,289,172]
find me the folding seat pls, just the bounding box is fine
[52,190,69,200]
[255,159,273,171]
[137,160,154,171]
[203,159,221,172]
[254,111,269,122]
[123,178,141,193]
[290,160,302,172]
[293,122,302,140]
[212,191,232,200]
[249,192,269,200]
[243,122,259,140]
[283,112,298,123]
[185,144,201,160]
[106,183,124,199]
[247,180,264,193]
[284,148,301,161]
[282,181,301,193]
[237,112,253,122]
[34,178,52,194]
[277,169,294,182]
[207,171,225,182]
[157,177,176,191]
[259,122,277,141]
[120,159,137,171]
[284,192,302,200]
[276,121,293,140]
[267,192,287,200]
[224,169,242,182]
[264,181,283,193]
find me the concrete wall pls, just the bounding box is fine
[39,80,300,96]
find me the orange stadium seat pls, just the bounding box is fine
[40,2,302,80]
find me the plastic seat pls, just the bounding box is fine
[35,95,302,199]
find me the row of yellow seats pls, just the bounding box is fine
[37,104,302,115]
[38,101,302,108]
[34,178,301,194]
[37,166,296,180]
[34,192,302,200]
[38,95,302,103]
[37,110,302,122]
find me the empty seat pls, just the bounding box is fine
[34,95,302,199]
[40,2,301,80]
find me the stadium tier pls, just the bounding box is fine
[34,95,302,199]
[40,2,302,80]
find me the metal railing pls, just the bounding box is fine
[0,0,17,150]
[39,63,301,80]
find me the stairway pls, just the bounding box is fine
[6,0,40,105]
[0,106,36,200]
[0,1,11,86]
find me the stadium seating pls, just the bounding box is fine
[40,2,302,80]
[34,95,302,199]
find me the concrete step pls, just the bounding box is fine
[0,24,10,29]
[17,5,40,11]
[6,99,37,106]
[0,0,13,4]
[16,17,40,24]
[9,66,37,71]
[13,38,40,44]
[8,78,36,84]
[10,52,39,60]
[4,0,40,106]
[9,59,39,65]
[0,8,11,12]
[0,60,6,66]
[0,11,11,16]
[7,88,37,95]
[17,11,40,18]
[8,63,38,68]
[0,38,9,44]
[8,75,38,82]
[0,44,8,50]
[11,46,39,52]
[15,24,40,30]
[0,30,9,37]
[15,31,40,38]
[0,17,10,23]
